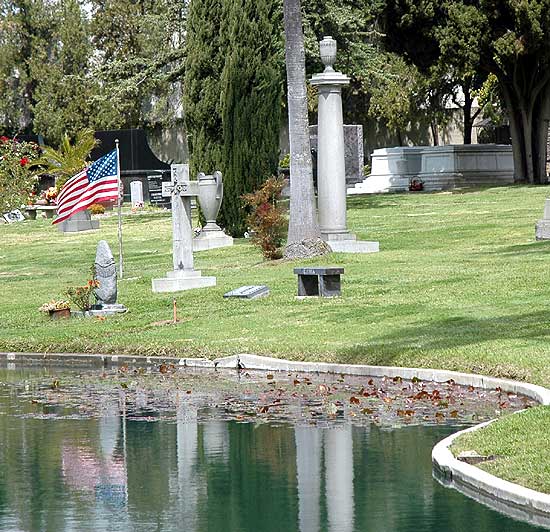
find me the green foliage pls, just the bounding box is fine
[89,0,186,130]
[65,266,99,311]
[30,129,99,188]
[31,0,96,144]
[0,0,56,135]
[242,176,287,260]
[0,136,40,213]
[183,0,225,179]
[219,0,284,237]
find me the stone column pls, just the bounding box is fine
[311,37,353,242]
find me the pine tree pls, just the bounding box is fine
[0,0,55,135]
[183,0,225,180]
[219,0,283,237]
[32,0,95,143]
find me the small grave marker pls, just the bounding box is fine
[224,285,270,299]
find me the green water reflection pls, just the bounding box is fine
[0,369,546,532]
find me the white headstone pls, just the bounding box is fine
[151,164,216,292]
[130,181,144,207]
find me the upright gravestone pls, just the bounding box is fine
[92,240,127,315]
[152,164,216,292]
[130,181,144,207]
[310,36,378,254]
[57,210,99,233]
[535,198,550,240]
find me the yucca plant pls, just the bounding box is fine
[31,129,99,189]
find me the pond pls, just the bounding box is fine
[0,366,546,532]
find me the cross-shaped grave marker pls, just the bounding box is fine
[152,164,216,292]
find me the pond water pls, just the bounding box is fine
[0,366,546,532]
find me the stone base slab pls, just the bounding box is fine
[193,231,234,251]
[58,211,99,233]
[152,271,216,293]
[321,230,357,242]
[535,220,550,240]
[327,240,379,253]
[72,305,127,318]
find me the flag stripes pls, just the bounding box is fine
[53,149,119,225]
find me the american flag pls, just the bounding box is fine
[53,149,120,225]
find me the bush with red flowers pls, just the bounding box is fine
[0,136,40,213]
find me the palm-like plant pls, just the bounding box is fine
[31,129,99,189]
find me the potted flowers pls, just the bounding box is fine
[39,300,71,319]
[65,267,100,316]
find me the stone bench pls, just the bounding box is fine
[25,205,57,219]
[294,267,344,297]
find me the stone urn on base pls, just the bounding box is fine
[193,171,234,251]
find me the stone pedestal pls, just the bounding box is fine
[310,36,379,254]
[58,210,99,233]
[535,198,550,240]
[193,230,234,252]
[152,164,216,293]
[194,171,233,251]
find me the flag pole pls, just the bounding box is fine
[115,139,123,279]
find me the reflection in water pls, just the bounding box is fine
[0,374,547,532]
[325,426,354,532]
[176,398,199,532]
[296,427,322,532]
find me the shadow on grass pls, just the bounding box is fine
[339,311,550,367]
[483,241,550,256]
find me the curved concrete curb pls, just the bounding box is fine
[432,422,550,529]
[2,351,550,527]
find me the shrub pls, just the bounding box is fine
[89,203,106,215]
[0,136,40,213]
[242,177,287,260]
[65,266,99,311]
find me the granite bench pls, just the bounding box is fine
[25,205,57,219]
[293,267,344,297]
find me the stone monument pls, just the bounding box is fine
[535,198,550,240]
[152,164,216,292]
[193,171,233,251]
[57,210,99,233]
[130,180,144,207]
[310,36,378,254]
[90,240,127,316]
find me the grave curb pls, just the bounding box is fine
[1,350,550,526]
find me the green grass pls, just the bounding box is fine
[452,406,550,493]
[1,185,550,387]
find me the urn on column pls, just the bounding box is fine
[193,171,234,251]
[197,171,223,231]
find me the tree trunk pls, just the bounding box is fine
[462,81,473,145]
[283,0,320,245]
[499,77,550,184]
[430,122,439,146]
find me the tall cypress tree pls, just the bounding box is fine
[218,0,283,237]
[183,0,225,179]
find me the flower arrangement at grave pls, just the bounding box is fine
[0,136,41,213]
[242,176,287,260]
[36,186,58,205]
[39,300,71,312]
[409,177,424,192]
[65,266,100,312]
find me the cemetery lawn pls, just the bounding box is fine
[452,405,550,494]
[1,185,550,389]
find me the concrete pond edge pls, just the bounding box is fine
[2,350,550,527]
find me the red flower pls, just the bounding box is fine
[0,136,8,143]
[20,157,29,167]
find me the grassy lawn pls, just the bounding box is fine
[452,406,550,493]
[1,185,550,387]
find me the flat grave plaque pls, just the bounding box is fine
[223,285,270,300]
